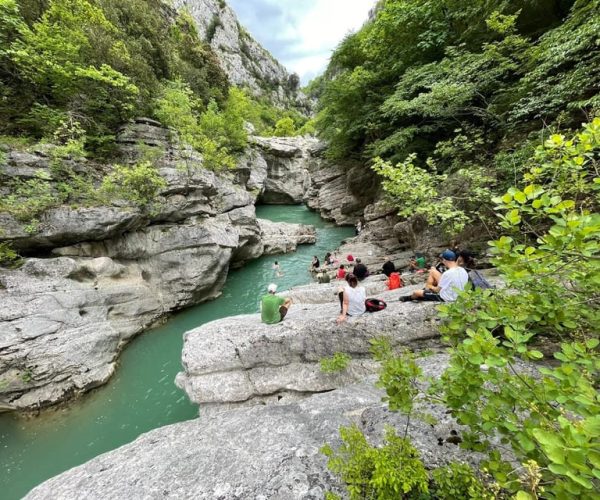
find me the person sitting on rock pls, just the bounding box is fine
[337,273,366,324]
[382,257,396,277]
[324,252,334,267]
[399,249,468,302]
[352,258,369,281]
[409,254,427,273]
[261,283,293,324]
[311,255,320,270]
[337,264,346,280]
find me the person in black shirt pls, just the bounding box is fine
[382,256,396,277]
[353,258,369,281]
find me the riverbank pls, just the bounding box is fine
[0,205,354,500]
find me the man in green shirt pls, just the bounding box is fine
[261,283,293,324]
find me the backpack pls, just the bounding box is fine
[387,272,402,290]
[468,269,494,290]
[365,298,387,312]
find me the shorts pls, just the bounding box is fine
[422,289,444,302]
[278,306,288,321]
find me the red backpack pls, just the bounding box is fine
[387,272,402,290]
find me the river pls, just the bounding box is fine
[0,205,354,499]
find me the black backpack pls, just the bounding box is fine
[468,269,494,290]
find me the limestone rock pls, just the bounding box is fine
[171,0,309,111]
[175,280,441,408]
[0,210,245,410]
[250,137,315,204]
[26,356,489,500]
[257,218,316,255]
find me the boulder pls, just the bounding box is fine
[175,280,441,410]
[257,218,316,255]
[0,211,244,410]
[25,355,490,500]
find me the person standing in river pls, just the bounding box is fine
[261,283,293,324]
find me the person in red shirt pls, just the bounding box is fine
[337,264,346,279]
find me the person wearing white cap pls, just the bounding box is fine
[260,283,293,324]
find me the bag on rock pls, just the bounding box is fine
[468,270,494,290]
[387,272,402,290]
[365,298,387,312]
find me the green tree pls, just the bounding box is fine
[435,119,600,498]
[7,0,139,138]
[273,117,296,137]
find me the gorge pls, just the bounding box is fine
[1,0,598,498]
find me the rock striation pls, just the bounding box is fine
[24,269,514,498]
[26,355,489,500]
[257,218,316,255]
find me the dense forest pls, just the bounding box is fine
[313,1,600,499]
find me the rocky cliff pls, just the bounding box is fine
[172,0,310,111]
[0,105,432,413]
[0,122,321,412]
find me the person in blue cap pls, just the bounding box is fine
[399,249,468,302]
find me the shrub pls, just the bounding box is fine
[435,119,600,498]
[432,462,494,499]
[0,242,21,267]
[371,154,468,235]
[320,352,351,373]
[0,170,62,221]
[100,161,166,209]
[273,117,296,137]
[321,425,429,499]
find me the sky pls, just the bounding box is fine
[227,0,378,85]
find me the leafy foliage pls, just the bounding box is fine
[0,0,229,156]
[315,0,599,210]
[0,242,21,267]
[371,155,494,235]
[435,120,600,498]
[0,170,63,222]
[320,352,351,373]
[100,162,166,210]
[273,117,296,137]
[432,462,494,500]
[321,425,429,499]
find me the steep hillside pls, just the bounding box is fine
[173,0,309,111]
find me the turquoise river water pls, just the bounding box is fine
[0,205,354,499]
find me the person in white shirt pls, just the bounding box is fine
[399,249,468,302]
[337,273,366,323]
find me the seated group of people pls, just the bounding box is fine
[262,248,477,324]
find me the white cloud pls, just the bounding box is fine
[227,0,377,84]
